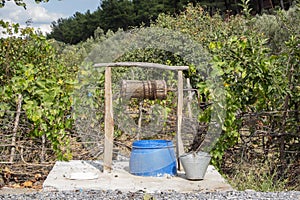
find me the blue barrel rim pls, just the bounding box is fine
[132,139,175,149]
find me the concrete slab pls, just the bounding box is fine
[43,160,233,193]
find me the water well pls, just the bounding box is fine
[94,62,212,180]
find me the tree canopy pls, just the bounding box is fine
[0,0,49,9]
[46,0,294,44]
[1,0,293,44]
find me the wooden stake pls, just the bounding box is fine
[137,101,143,140]
[104,67,114,172]
[176,70,185,170]
[186,78,193,119]
[10,94,22,163]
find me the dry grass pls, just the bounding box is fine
[225,161,296,192]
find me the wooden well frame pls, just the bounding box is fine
[94,62,189,172]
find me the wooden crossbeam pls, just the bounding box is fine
[95,62,189,71]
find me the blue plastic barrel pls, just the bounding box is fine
[129,140,177,177]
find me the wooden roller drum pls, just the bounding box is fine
[121,80,167,100]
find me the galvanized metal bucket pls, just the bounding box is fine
[180,151,211,180]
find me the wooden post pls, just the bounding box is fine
[104,67,114,172]
[137,101,143,140]
[186,78,193,119]
[176,70,185,170]
[10,94,22,163]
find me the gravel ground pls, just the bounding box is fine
[0,190,299,200]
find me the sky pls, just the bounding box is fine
[0,0,101,34]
